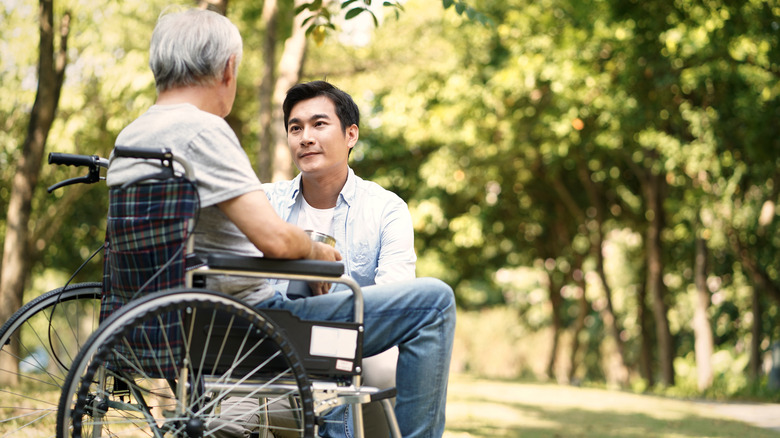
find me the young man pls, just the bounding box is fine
[266,81,416,291]
[263,80,416,436]
[107,9,455,438]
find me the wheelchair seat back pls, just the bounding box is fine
[101,177,198,378]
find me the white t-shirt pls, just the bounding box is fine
[296,196,335,237]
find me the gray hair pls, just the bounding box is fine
[149,9,243,93]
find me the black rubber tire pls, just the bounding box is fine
[57,289,314,438]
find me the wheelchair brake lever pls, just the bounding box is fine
[47,175,96,193]
[47,153,107,193]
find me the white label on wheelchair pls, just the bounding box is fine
[310,326,358,359]
[335,360,353,372]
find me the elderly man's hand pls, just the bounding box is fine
[309,241,341,262]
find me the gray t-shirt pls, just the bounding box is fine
[107,103,273,304]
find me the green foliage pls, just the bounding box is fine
[297,0,489,45]
[297,0,405,44]
[305,0,780,393]
[440,0,492,25]
[2,0,193,292]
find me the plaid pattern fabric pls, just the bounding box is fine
[101,178,199,378]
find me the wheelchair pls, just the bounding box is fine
[55,147,400,437]
[0,153,108,435]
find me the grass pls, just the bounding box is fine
[444,373,780,438]
[4,372,779,437]
[0,378,61,436]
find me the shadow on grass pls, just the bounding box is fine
[445,395,780,438]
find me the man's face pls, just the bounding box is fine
[286,95,357,177]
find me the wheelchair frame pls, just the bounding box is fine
[53,147,401,438]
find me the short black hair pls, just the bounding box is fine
[283,80,360,133]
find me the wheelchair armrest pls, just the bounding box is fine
[203,253,367,379]
[206,254,344,278]
[369,387,397,402]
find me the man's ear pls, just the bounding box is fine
[222,55,237,84]
[346,124,359,149]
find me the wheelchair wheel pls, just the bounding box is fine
[0,282,102,436]
[57,289,314,438]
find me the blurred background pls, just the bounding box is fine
[1,0,779,402]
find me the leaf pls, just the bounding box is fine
[341,0,358,8]
[369,9,379,27]
[345,7,364,20]
[294,2,315,14]
[455,2,465,15]
[442,0,454,9]
[478,15,494,27]
[295,1,323,14]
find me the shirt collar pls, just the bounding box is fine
[290,167,356,208]
[340,167,357,207]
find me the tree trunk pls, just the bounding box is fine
[644,171,674,386]
[637,280,655,387]
[0,0,69,386]
[545,270,563,381]
[750,283,763,379]
[693,235,714,391]
[567,256,589,384]
[256,0,279,182]
[270,0,310,182]
[728,229,775,378]
[594,234,630,388]
[575,163,629,387]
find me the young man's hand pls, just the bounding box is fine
[306,241,341,295]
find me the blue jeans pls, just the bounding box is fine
[257,277,456,438]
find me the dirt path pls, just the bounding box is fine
[692,400,780,433]
[444,374,780,437]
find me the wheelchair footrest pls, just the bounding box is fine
[312,384,396,412]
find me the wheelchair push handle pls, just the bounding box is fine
[49,152,108,169]
[47,152,108,193]
[114,146,173,160]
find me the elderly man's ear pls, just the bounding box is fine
[222,55,237,85]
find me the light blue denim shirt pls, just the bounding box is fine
[262,168,416,291]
